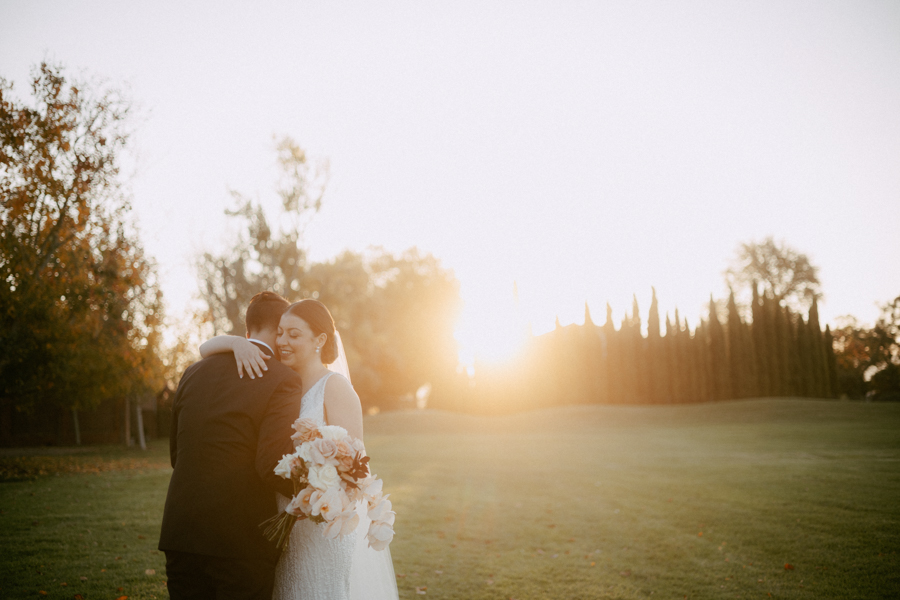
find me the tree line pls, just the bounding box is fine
[451,288,845,414]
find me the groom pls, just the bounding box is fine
[159,291,302,600]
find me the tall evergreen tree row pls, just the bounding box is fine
[461,286,838,414]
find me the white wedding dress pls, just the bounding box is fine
[273,371,399,600]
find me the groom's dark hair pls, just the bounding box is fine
[245,291,289,334]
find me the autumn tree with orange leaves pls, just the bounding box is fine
[0,62,164,436]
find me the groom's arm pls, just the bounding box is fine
[256,374,304,498]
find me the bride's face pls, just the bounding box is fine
[276,313,324,369]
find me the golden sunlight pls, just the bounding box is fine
[455,281,531,367]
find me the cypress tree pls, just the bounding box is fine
[751,284,772,397]
[603,304,622,403]
[707,296,730,400]
[671,309,685,402]
[696,319,712,402]
[684,318,699,403]
[620,312,637,403]
[824,325,839,399]
[795,314,813,397]
[647,288,668,403]
[807,299,830,398]
[630,295,648,403]
[771,296,790,396]
[665,313,678,403]
[743,319,760,397]
[584,302,607,404]
[726,291,745,398]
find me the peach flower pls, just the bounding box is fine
[291,418,322,444]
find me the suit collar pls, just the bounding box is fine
[247,338,275,356]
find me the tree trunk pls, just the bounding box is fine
[124,396,132,446]
[72,408,81,445]
[135,401,147,451]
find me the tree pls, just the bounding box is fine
[726,237,822,312]
[706,296,730,400]
[300,248,461,411]
[0,63,164,429]
[829,297,900,401]
[867,295,900,400]
[196,136,328,335]
[646,288,669,403]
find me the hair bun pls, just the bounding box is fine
[321,333,338,365]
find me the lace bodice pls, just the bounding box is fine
[297,372,332,425]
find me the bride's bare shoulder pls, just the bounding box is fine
[324,372,357,399]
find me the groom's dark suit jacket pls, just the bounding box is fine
[158,344,302,563]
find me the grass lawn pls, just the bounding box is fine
[1,398,899,599]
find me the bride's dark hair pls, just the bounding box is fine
[284,299,338,364]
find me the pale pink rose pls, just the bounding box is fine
[349,438,366,455]
[334,440,355,470]
[310,487,343,521]
[309,438,339,466]
[286,486,315,517]
[291,418,322,444]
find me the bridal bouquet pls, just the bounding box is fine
[260,417,396,551]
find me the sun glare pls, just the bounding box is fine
[455,281,533,367]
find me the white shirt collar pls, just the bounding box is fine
[247,338,275,355]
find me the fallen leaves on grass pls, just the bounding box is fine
[785,563,795,570]
[415,586,427,595]
[0,455,168,480]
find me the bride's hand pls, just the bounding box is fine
[234,339,271,379]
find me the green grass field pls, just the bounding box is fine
[1,398,898,599]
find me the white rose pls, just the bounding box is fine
[319,425,348,441]
[274,453,294,479]
[308,464,340,490]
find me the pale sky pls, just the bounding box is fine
[2,1,899,362]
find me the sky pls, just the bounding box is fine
[2,0,899,363]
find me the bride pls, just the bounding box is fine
[200,299,399,600]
